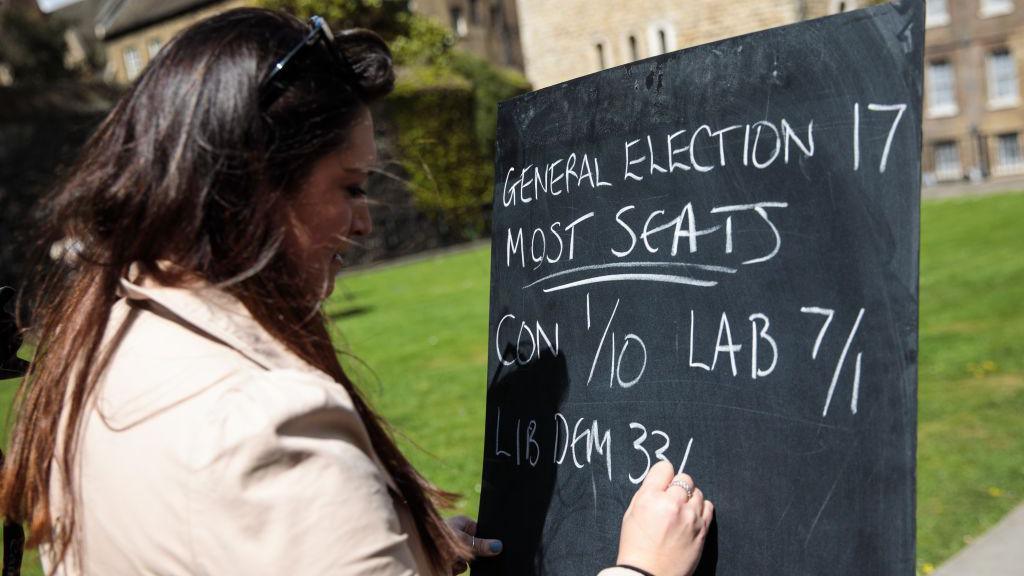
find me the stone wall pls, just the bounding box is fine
[513,0,851,89]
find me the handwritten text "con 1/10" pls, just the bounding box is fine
[495,307,779,383]
[495,304,870,420]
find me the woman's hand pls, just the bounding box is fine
[615,460,714,576]
[446,515,503,574]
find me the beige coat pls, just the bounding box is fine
[41,273,641,576]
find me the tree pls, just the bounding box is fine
[0,2,72,83]
[261,0,413,41]
[260,0,530,240]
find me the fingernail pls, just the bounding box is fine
[490,540,503,554]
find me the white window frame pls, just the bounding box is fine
[147,37,162,59]
[123,46,142,80]
[987,49,1020,109]
[627,33,640,61]
[995,133,1024,174]
[926,0,950,27]
[829,0,861,13]
[593,36,611,71]
[932,141,961,181]
[927,60,958,118]
[451,7,468,37]
[979,0,1015,18]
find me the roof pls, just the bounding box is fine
[94,0,225,40]
[50,0,102,38]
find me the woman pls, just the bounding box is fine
[0,8,712,576]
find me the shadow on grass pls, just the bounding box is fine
[327,305,375,321]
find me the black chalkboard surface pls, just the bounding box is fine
[475,2,922,575]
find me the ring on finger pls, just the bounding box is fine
[471,536,476,549]
[670,478,694,499]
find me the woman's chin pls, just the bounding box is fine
[320,258,344,300]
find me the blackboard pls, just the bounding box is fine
[475,2,922,575]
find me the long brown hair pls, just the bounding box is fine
[0,7,470,573]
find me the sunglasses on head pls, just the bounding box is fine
[259,15,352,109]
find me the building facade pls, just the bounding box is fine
[512,0,856,90]
[512,0,1024,185]
[89,0,524,85]
[411,0,524,70]
[94,0,249,84]
[923,0,1024,182]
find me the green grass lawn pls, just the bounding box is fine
[2,193,1022,575]
[915,192,1024,573]
[325,245,493,516]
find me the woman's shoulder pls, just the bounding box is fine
[202,366,358,442]
[95,294,353,431]
[89,288,397,483]
[187,366,365,467]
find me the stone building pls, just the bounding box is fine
[512,0,857,90]
[84,0,524,85]
[922,0,1024,182]
[512,0,1024,185]
[93,0,249,84]
[411,0,523,69]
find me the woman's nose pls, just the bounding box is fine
[350,199,373,237]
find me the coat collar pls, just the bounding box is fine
[116,270,321,376]
[112,269,403,495]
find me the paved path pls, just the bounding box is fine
[933,504,1024,576]
[923,176,1024,199]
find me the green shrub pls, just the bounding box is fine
[258,1,531,240]
[386,69,488,239]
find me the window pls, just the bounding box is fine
[933,141,961,180]
[503,27,516,66]
[987,49,1019,107]
[147,37,162,59]
[647,22,676,56]
[490,3,501,28]
[468,0,479,24]
[596,42,606,69]
[980,0,1014,17]
[450,7,467,37]
[927,60,957,117]
[628,35,639,61]
[996,133,1024,170]
[927,0,950,27]
[123,46,142,80]
[829,0,859,13]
